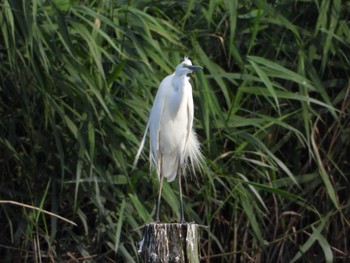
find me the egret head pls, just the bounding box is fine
[175,57,203,76]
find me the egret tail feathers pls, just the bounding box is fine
[165,130,203,182]
[132,120,150,171]
[186,130,204,175]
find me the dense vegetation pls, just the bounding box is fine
[1,0,349,262]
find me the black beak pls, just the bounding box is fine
[187,65,203,71]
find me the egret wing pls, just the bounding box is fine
[149,75,173,177]
[133,75,172,172]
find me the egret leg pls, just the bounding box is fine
[156,175,164,222]
[178,168,185,223]
[155,154,164,222]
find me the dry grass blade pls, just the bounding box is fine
[0,200,77,226]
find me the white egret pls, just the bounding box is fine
[134,57,203,222]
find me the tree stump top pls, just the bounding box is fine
[138,222,201,263]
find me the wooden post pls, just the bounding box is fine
[138,222,201,263]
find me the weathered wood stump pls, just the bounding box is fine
[139,222,201,263]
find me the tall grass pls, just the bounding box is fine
[0,0,349,262]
